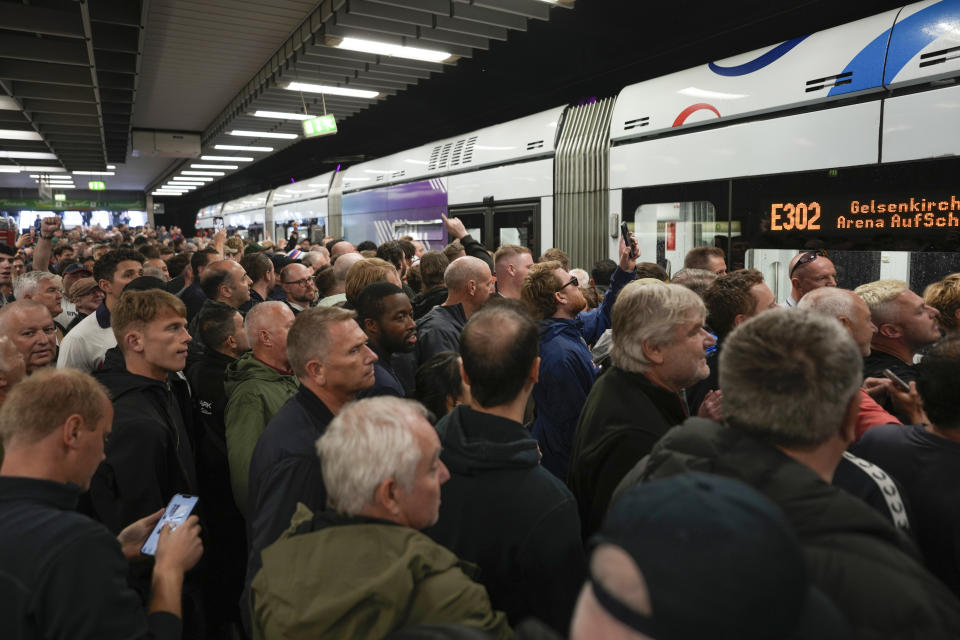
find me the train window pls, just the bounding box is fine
[628,201,718,276]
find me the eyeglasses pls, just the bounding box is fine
[789,249,828,277]
[555,276,579,292]
[282,277,315,287]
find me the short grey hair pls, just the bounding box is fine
[301,250,328,268]
[720,308,862,447]
[13,271,61,300]
[286,306,357,377]
[797,287,856,320]
[670,268,717,298]
[854,280,909,325]
[611,282,704,373]
[316,397,429,516]
[142,266,166,281]
[444,256,489,292]
[243,301,288,346]
[332,252,363,284]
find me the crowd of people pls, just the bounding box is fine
[2,214,960,639]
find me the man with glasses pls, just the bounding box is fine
[783,249,836,307]
[279,263,317,314]
[521,240,637,481]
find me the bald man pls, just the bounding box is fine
[318,252,363,308]
[416,256,495,365]
[783,250,836,307]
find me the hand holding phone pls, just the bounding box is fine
[620,221,638,259]
[882,368,911,393]
[141,494,199,556]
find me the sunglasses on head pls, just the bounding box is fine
[790,249,828,277]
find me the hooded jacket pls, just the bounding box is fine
[223,351,299,517]
[87,348,198,535]
[425,405,586,634]
[631,418,960,640]
[412,285,448,320]
[567,366,687,540]
[251,506,511,640]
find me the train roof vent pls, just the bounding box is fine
[376,175,385,182]
[391,170,406,178]
[919,44,960,68]
[527,139,544,151]
[428,144,442,171]
[623,117,649,130]
[805,71,852,93]
[450,138,466,166]
[461,136,477,164]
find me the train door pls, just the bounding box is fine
[448,200,540,258]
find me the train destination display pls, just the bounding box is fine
[769,196,960,232]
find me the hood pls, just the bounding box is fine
[643,418,910,547]
[436,405,540,475]
[540,317,585,343]
[412,286,447,316]
[224,351,294,395]
[93,355,169,403]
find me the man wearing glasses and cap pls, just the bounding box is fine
[783,249,837,307]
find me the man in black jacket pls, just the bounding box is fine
[425,303,586,634]
[244,306,377,627]
[568,282,715,539]
[0,367,203,640]
[618,309,960,638]
[185,305,249,636]
[356,282,417,399]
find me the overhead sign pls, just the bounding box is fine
[302,114,337,138]
[0,198,144,211]
[88,180,106,191]
[54,194,66,201]
[767,196,960,233]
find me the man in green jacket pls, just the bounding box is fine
[224,301,298,516]
[251,396,511,640]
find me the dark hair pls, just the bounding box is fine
[356,282,405,323]
[241,253,272,283]
[0,243,15,258]
[703,269,765,343]
[200,269,231,300]
[419,251,449,289]
[591,259,617,288]
[917,337,960,429]
[56,259,79,276]
[356,240,377,252]
[53,244,73,258]
[93,249,144,284]
[460,302,538,407]
[315,264,336,296]
[684,246,726,270]
[539,248,570,272]
[635,262,668,282]
[166,253,191,279]
[376,241,405,272]
[198,304,241,352]
[268,252,292,273]
[406,264,422,294]
[191,247,217,278]
[415,351,464,424]
[397,240,416,261]
[138,244,160,260]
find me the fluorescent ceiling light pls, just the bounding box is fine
[214,144,273,152]
[0,96,20,111]
[182,171,224,176]
[152,192,182,197]
[72,170,116,176]
[284,82,380,99]
[174,176,212,182]
[0,129,42,141]
[19,166,65,172]
[334,36,451,63]
[201,155,253,162]
[190,164,238,170]
[229,130,298,140]
[0,166,20,173]
[0,150,57,160]
[169,181,205,186]
[106,165,116,169]
[253,110,314,121]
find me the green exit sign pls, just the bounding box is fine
[302,114,337,138]
[54,193,66,201]
[88,180,105,191]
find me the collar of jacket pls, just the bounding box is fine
[294,384,335,429]
[615,366,688,418]
[0,476,82,510]
[95,300,111,328]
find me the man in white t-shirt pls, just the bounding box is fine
[57,249,143,373]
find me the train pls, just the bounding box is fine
[195,0,960,301]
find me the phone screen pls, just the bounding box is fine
[140,494,198,556]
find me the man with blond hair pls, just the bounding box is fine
[568,283,715,538]
[344,257,402,308]
[86,290,197,535]
[251,397,510,640]
[855,279,941,397]
[0,368,203,640]
[493,244,533,299]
